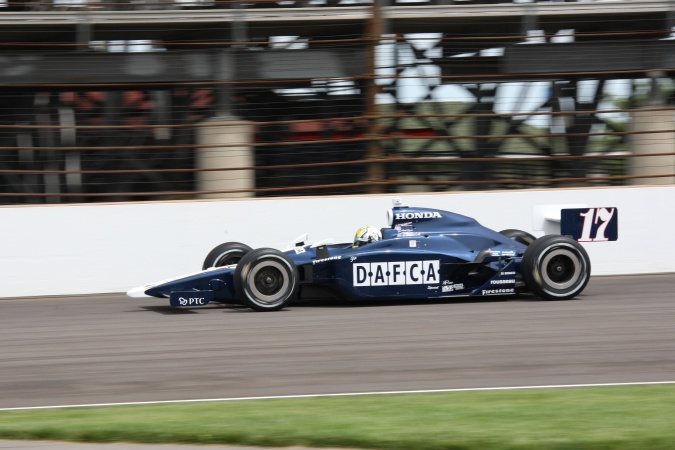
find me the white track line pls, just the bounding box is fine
[2,381,675,412]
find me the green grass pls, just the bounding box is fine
[2,385,675,449]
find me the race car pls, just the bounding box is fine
[127,199,593,312]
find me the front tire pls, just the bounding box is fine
[522,235,591,300]
[202,242,252,270]
[234,248,299,312]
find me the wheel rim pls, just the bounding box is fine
[539,247,583,291]
[247,260,290,305]
[255,267,283,296]
[215,251,242,267]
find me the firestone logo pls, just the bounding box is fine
[313,256,342,265]
[353,260,440,286]
[394,212,442,220]
[481,288,515,296]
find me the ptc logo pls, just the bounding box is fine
[179,297,206,306]
[170,291,213,308]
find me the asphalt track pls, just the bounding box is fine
[2,273,675,412]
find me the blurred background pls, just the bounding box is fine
[1,0,674,204]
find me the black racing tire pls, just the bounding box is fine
[521,235,591,301]
[234,248,299,312]
[202,242,253,270]
[499,229,536,246]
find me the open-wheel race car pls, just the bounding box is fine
[127,199,593,312]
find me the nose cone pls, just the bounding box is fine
[126,284,153,298]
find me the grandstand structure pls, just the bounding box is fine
[1,0,674,203]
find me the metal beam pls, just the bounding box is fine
[0,1,671,43]
[0,49,366,86]
[504,40,675,75]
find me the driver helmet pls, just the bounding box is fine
[353,225,382,248]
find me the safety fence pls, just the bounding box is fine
[1,0,674,203]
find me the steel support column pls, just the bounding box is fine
[365,0,385,194]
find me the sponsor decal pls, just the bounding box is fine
[500,271,516,276]
[561,207,619,242]
[398,231,421,237]
[394,212,442,220]
[179,297,207,306]
[353,260,440,287]
[482,288,515,295]
[395,222,421,237]
[170,290,214,307]
[442,282,464,293]
[491,250,516,257]
[294,246,306,254]
[409,240,418,248]
[490,279,516,285]
[313,255,342,265]
[350,256,357,262]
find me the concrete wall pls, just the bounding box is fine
[1,185,673,298]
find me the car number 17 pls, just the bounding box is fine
[561,207,618,242]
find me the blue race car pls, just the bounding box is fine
[127,199,591,311]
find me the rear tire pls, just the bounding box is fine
[234,248,299,312]
[202,242,252,270]
[499,229,536,246]
[522,235,591,300]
